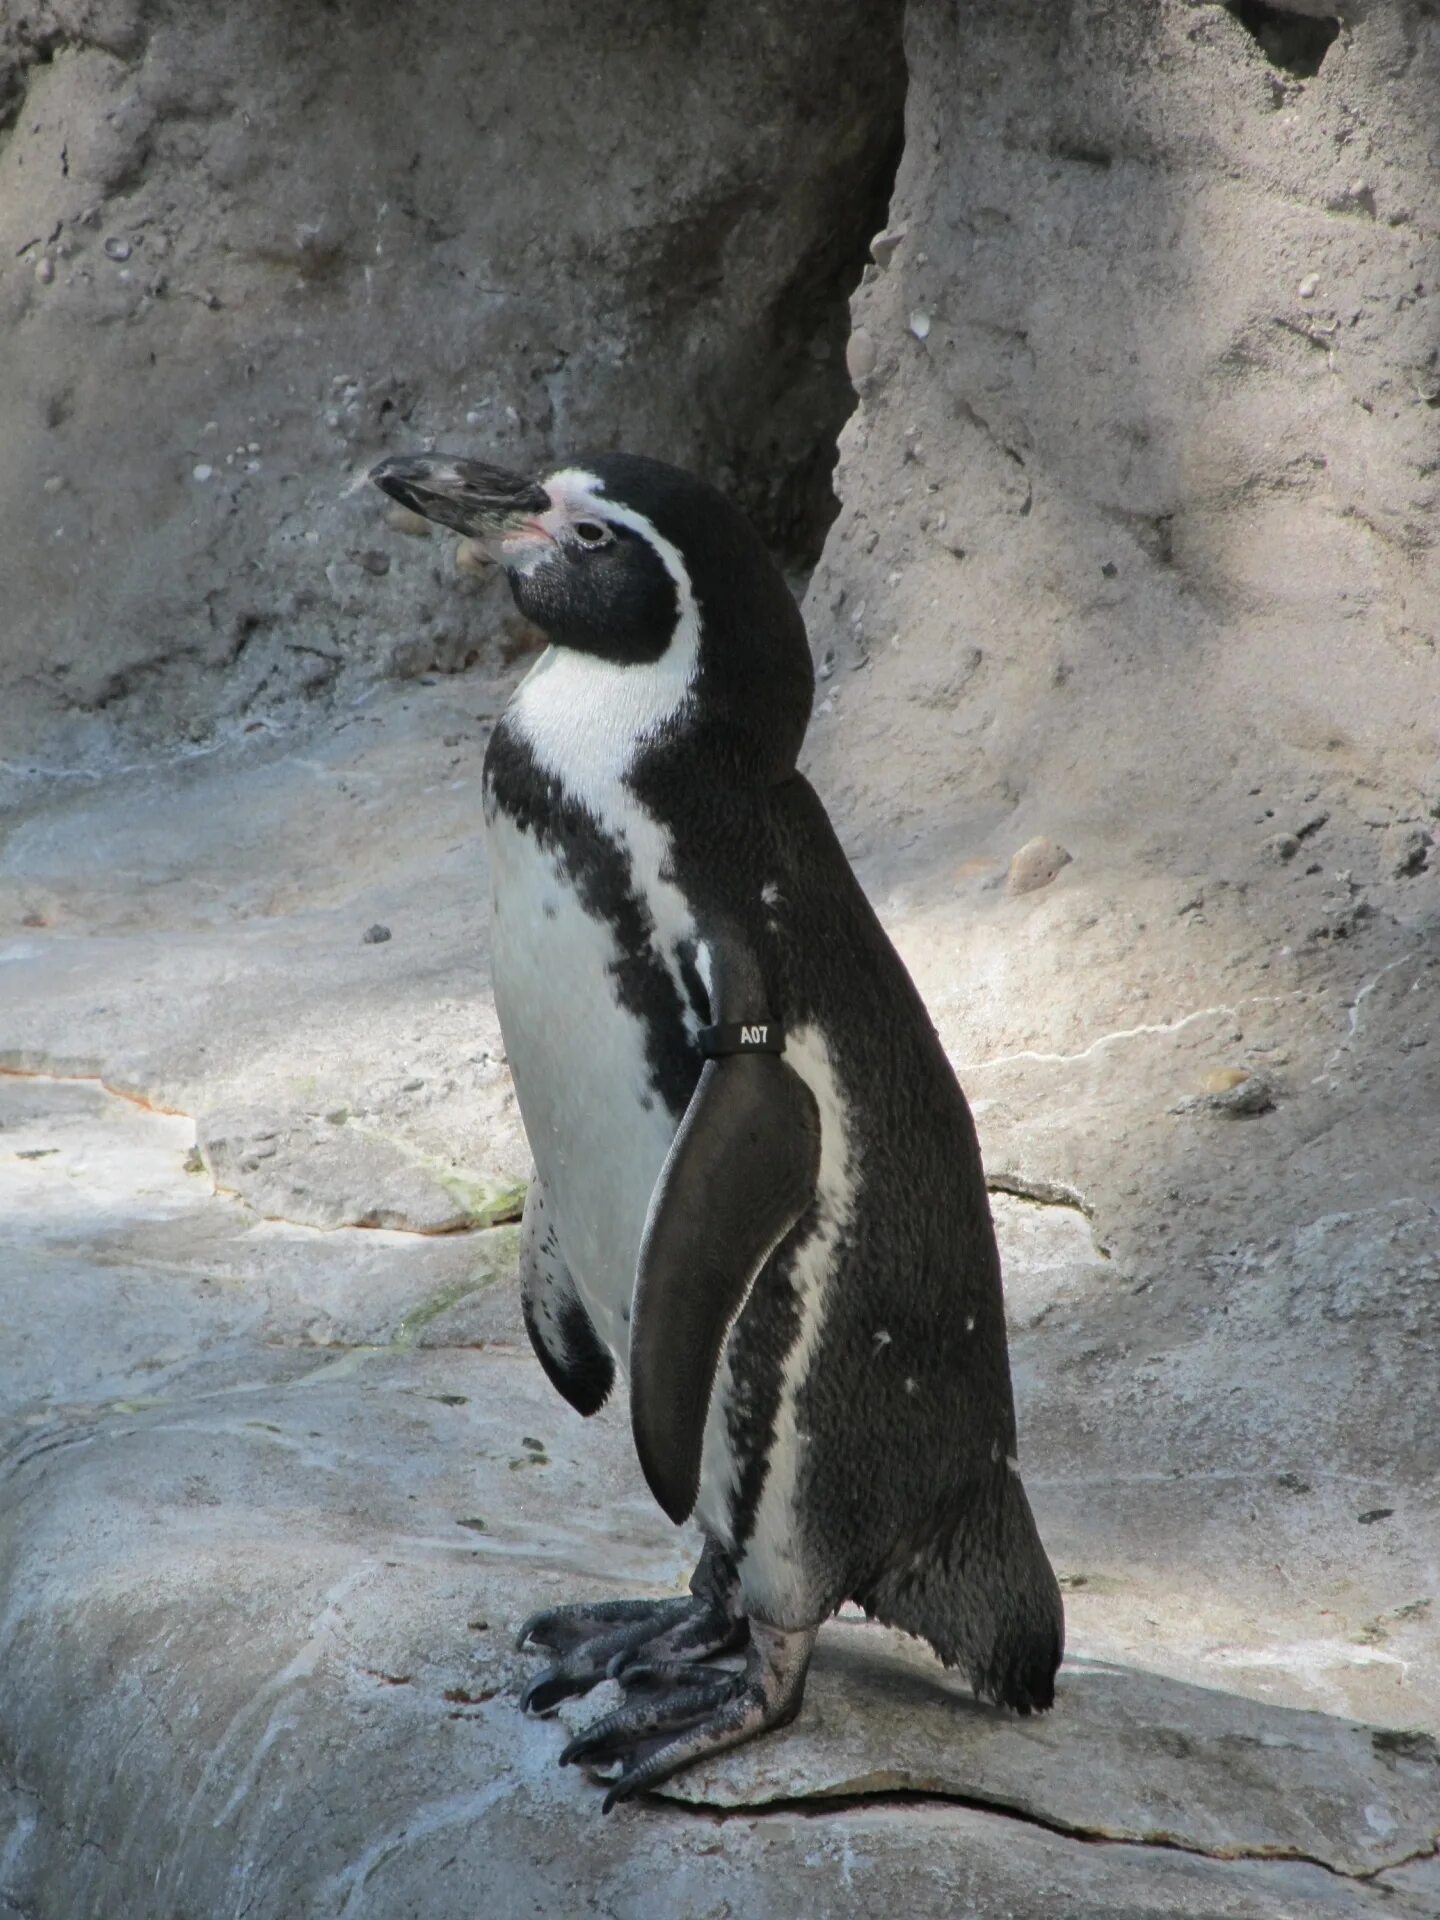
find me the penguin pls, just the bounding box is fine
[371,449,1064,1810]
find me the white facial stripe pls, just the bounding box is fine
[508,466,703,804]
[540,467,700,650]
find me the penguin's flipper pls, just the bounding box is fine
[629,1053,821,1524]
[519,1176,615,1416]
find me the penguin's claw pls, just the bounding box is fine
[515,1596,691,1656]
[559,1672,741,1769]
[516,1581,747,1714]
[567,1620,818,1813]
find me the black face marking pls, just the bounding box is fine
[572,453,815,780]
[485,723,698,1120]
[509,521,678,665]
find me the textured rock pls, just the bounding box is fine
[3,1078,1437,1919]
[0,0,903,785]
[1007,835,1072,896]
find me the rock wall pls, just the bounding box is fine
[0,0,903,782]
[804,0,1439,1721]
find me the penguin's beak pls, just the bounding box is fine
[369,454,552,552]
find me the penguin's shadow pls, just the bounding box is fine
[658,1619,1440,1881]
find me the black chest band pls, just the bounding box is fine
[698,1021,785,1058]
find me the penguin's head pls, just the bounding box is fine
[370,450,813,776]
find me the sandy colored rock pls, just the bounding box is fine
[1007,835,1073,895]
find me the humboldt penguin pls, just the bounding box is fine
[371,449,1063,1810]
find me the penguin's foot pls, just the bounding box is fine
[560,1619,816,1812]
[516,1591,747,1716]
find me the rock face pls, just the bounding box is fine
[0,0,903,781]
[4,2,1440,1916]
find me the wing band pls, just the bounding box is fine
[698,1021,785,1057]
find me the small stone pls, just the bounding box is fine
[192,464,214,482]
[42,475,64,496]
[401,1077,424,1093]
[385,505,432,539]
[103,237,132,262]
[1173,1068,1277,1117]
[1202,1069,1250,1095]
[355,548,390,577]
[845,328,878,382]
[455,539,490,576]
[1262,832,1300,863]
[908,310,932,341]
[1383,822,1429,877]
[1298,273,1320,300]
[362,923,392,945]
[1007,837,1073,896]
[870,227,906,268]
[34,256,54,285]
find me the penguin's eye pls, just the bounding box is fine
[571,519,612,549]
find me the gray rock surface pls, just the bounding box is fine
[3,681,1438,1916]
[4,0,1440,1913]
[3,1072,1438,1918]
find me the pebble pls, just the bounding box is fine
[34,256,54,285]
[362,923,392,945]
[1383,822,1430,877]
[192,464,214,482]
[1298,273,1319,300]
[1203,1069,1250,1095]
[870,227,906,268]
[1173,1068,1277,1117]
[355,548,391,577]
[42,475,64,495]
[845,328,877,382]
[385,506,432,539]
[1262,832,1300,863]
[103,237,132,262]
[1007,837,1073,896]
[908,310,932,342]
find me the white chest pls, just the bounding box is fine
[485,760,699,1368]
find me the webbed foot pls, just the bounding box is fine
[516,1540,747,1716]
[561,1619,816,1812]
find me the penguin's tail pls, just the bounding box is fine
[852,1476,1064,1713]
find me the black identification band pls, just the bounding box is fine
[698,1021,785,1058]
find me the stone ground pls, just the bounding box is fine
[3,5,1439,1909]
[2,664,1437,1918]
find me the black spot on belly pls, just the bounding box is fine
[486,721,699,1119]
